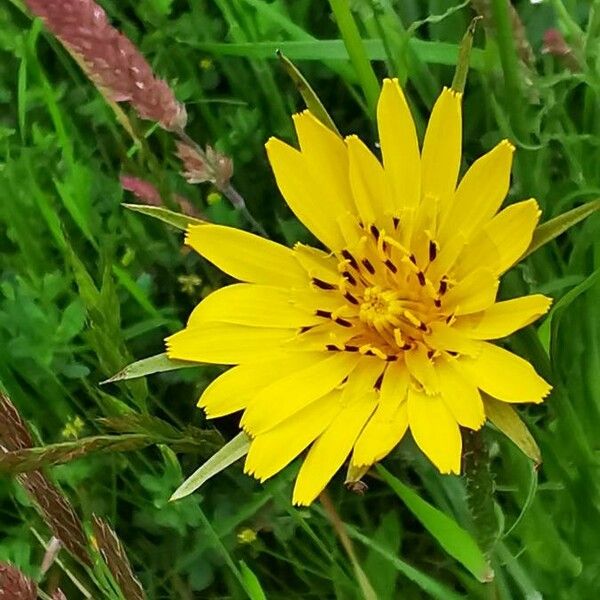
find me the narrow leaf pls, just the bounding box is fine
[277,51,340,136]
[483,396,541,465]
[525,200,600,257]
[170,432,251,501]
[451,16,482,93]
[376,465,494,583]
[123,203,204,231]
[102,353,198,384]
[239,561,267,600]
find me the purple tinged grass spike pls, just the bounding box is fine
[25,0,187,131]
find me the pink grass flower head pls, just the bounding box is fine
[26,0,187,131]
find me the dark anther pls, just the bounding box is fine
[369,224,380,240]
[392,216,400,229]
[341,249,359,270]
[315,309,332,319]
[312,277,336,290]
[374,372,384,390]
[335,317,353,327]
[434,299,442,308]
[361,258,376,275]
[447,350,459,357]
[342,271,357,286]
[401,343,412,350]
[384,259,397,274]
[418,322,428,332]
[344,291,359,305]
[386,354,398,362]
[439,279,448,295]
[382,240,389,253]
[446,314,453,323]
[409,253,417,265]
[326,344,339,351]
[299,326,313,334]
[429,240,438,262]
[417,271,426,286]
[344,344,359,352]
[427,349,435,359]
[365,349,375,356]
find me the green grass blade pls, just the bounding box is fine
[277,51,341,136]
[195,39,486,68]
[102,353,198,384]
[484,397,541,465]
[239,562,267,600]
[329,0,380,115]
[170,432,251,501]
[525,200,600,258]
[377,465,494,583]
[122,203,205,231]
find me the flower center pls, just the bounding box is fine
[307,216,454,361]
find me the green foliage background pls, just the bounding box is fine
[1,0,599,598]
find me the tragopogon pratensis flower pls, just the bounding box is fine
[167,80,552,505]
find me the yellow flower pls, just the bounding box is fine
[166,79,552,506]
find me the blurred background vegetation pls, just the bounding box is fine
[1,0,600,598]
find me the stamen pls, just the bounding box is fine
[299,326,313,333]
[312,277,336,291]
[335,317,353,328]
[429,240,438,262]
[384,259,398,273]
[392,216,400,229]
[361,258,376,275]
[374,372,384,390]
[434,299,442,308]
[344,344,359,352]
[326,344,340,351]
[369,224,380,240]
[417,271,426,286]
[409,253,417,265]
[344,291,359,305]
[427,349,435,359]
[341,249,359,270]
[386,354,398,362]
[439,279,448,295]
[342,271,357,286]
[315,309,332,319]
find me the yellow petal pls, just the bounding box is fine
[457,342,552,403]
[292,390,377,505]
[377,78,420,213]
[352,365,410,466]
[186,224,306,286]
[346,134,388,225]
[439,140,514,244]
[293,243,339,284]
[166,323,293,364]
[188,284,318,329]
[293,111,355,215]
[266,137,345,250]
[455,294,552,340]
[405,344,438,394]
[443,268,499,315]
[199,353,324,417]
[241,352,361,435]
[426,322,481,356]
[455,199,541,278]
[421,88,462,210]
[437,359,485,429]
[244,390,342,482]
[408,387,462,474]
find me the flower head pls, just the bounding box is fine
[167,79,551,505]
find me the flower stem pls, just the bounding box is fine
[489,0,529,143]
[462,429,499,558]
[329,0,380,117]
